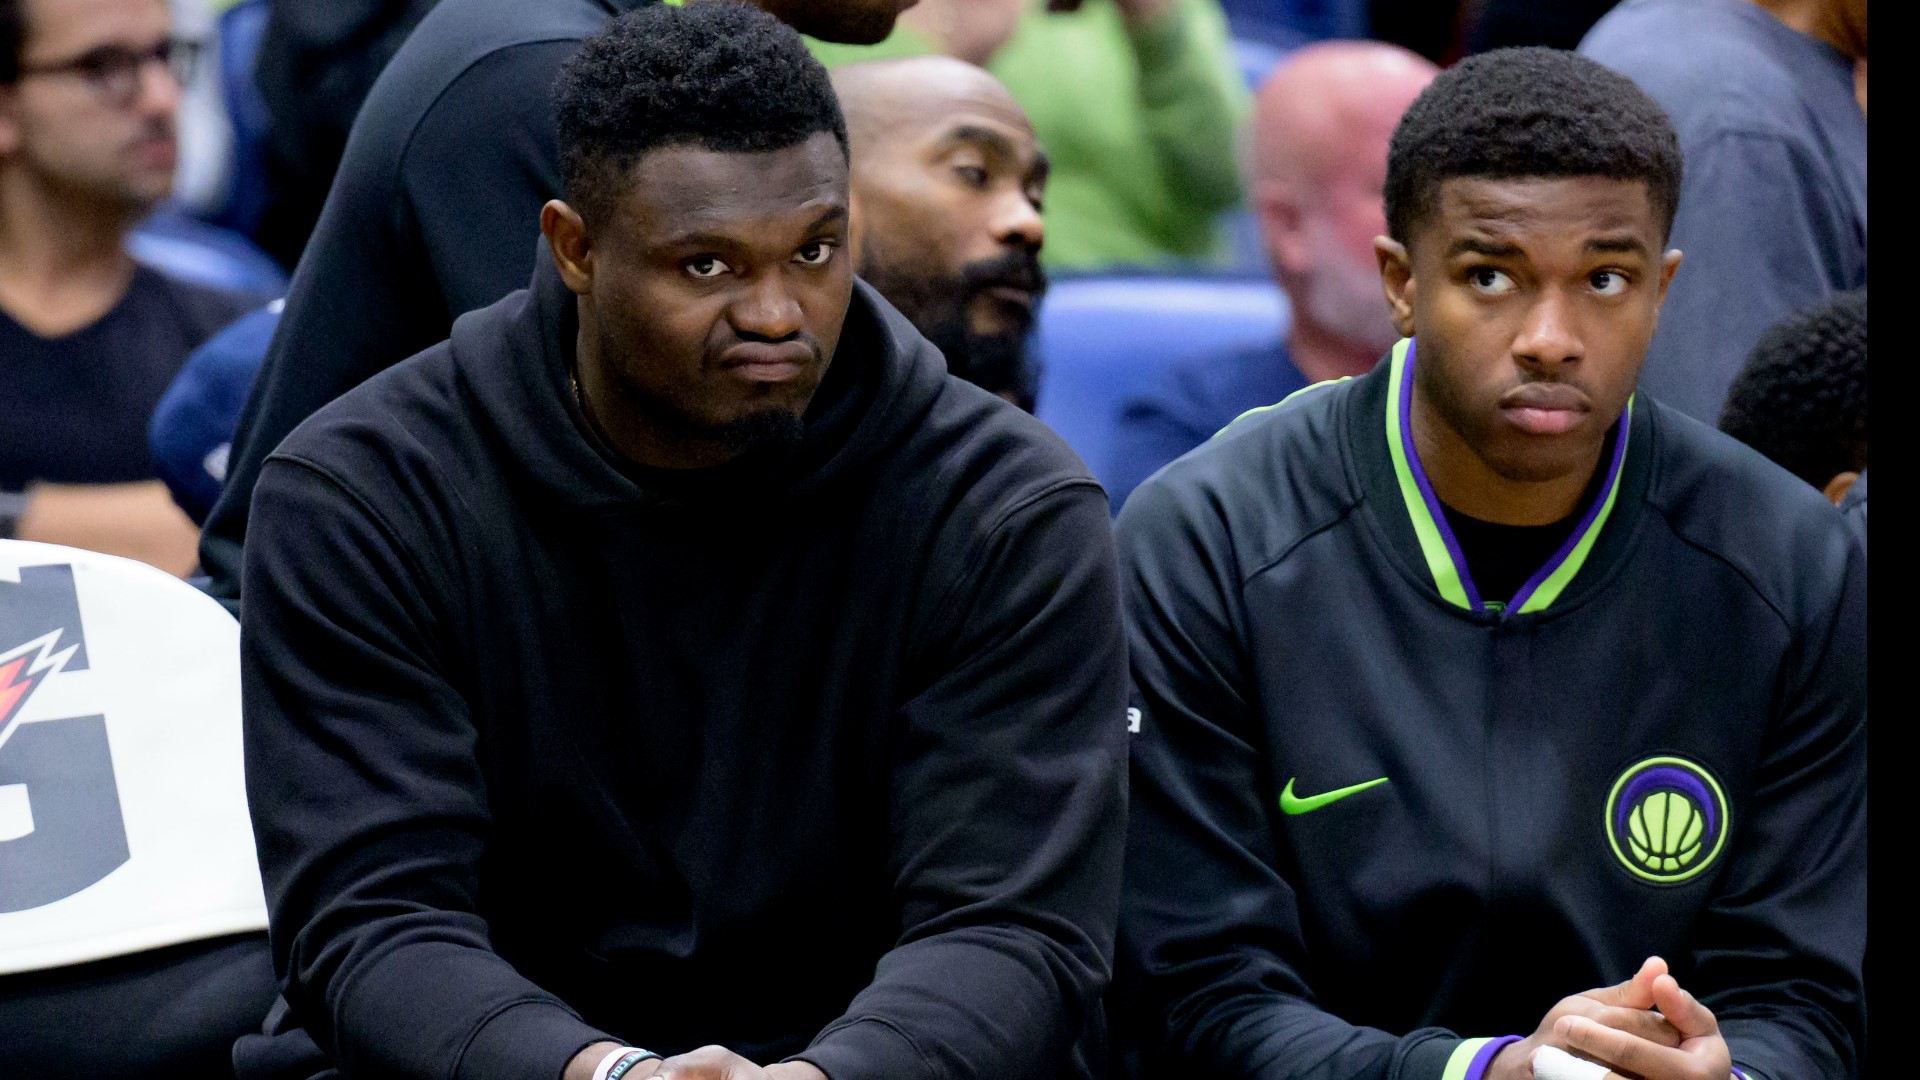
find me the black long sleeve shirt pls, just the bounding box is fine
[1115,343,1866,1080]
[240,264,1129,1080]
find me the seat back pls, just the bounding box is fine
[1033,275,1289,496]
[0,541,267,975]
[151,300,284,525]
[127,209,288,301]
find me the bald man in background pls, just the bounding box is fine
[833,56,1049,407]
[1105,41,1436,508]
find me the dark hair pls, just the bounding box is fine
[2,0,24,85]
[1384,47,1682,245]
[553,1,847,225]
[1720,291,1868,488]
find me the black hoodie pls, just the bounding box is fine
[239,255,1128,1080]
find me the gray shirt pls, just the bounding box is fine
[1581,0,1866,423]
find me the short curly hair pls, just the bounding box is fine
[1384,47,1682,246]
[552,1,847,226]
[1720,291,1868,488]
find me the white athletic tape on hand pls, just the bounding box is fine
[1533,1045,1612,1080]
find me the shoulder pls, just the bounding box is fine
[1581,0,1836,140]
[916,374,1110,527]
[1117,371,1362,575]
[134,269,257,346]
[1641,398,1856,624]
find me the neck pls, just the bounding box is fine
[0,167,140,336]
[1287,316,1389,384]
[1749,0,1862,58]
[1409,387,1603,526]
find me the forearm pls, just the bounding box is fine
[1124,0,1246,214]
[13,481,200,576]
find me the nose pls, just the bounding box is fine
[729,271,805,342]
[137,52,181,116]
[1512,285,1584,368]
[991,188,1044,252]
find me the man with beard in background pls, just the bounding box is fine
[1105,40,1435,508]
[833,56,1048,409]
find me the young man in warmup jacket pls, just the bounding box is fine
[1116,48,1864,1080]
[238,8,1126,1080]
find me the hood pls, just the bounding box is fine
[449,244,951,511]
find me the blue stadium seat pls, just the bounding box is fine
[150,300,283,525]
[1033,275,1290,497]
[127,209,287,301]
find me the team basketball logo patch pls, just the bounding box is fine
[1605,756,1729,884]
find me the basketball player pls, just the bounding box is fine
[1115,48,1864,1080]
[238,8,1124,1080]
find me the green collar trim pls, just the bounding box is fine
[1384,337,1631,615]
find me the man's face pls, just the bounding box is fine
[0,0,179,212]
[760,0,921,46]
[548,134,854,467]
[1295,142,1399,356]
[851,96,1047,400]
[1378,176,1681,485]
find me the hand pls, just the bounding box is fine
[1484,957,1684,1080]
[764,1064,828,1080]
[651,1046,806,1080]
[1557,971,1733,1080]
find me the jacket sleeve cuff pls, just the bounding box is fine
[454,997,615,1080]
[788,1017,931,1080]
[1437,1035,1523,1080]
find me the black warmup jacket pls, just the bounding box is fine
[239,259,1128,1080]
[1116,341,1865,1080]
[202,0,654,608]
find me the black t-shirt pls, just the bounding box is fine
[1439,503,1580,610]
[0,266,252,491]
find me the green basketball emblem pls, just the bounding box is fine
[1605,757,1729,885]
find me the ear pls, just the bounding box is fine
[1655,248,1683,305]
[0,87,21,158]
[1374,235,1415,339]
[1253,182,1309,275]
[1822,470,1860,507]
[541,200,593,296]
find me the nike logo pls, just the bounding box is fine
[1279,775,1389,815]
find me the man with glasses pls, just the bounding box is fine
[0,1,275,1076]
[0,0,253,576]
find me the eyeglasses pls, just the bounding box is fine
[17,38,203,107]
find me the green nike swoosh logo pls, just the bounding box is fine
[1279,776,1389,815]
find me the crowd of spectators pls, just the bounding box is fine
[0,0,1867,1078]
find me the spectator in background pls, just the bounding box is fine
[835,56,1048,408]
[811,0,1247,271]
[1581,0,1866,422]
[0,0,251,575]
[195,0,918,609]
[1720,290,1866,507]
[1104,41,1433,509]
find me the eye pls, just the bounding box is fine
[954,165,989,188]
[793,241,835,266]
[1590,269,1628,297]
[1468,267,1516,296]
[684,256,729,279]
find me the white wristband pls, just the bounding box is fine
[591,1046,656,1080]
[1532,1046,1610,1080]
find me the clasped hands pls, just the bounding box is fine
[567,1044,827,1080]
[1486,957,1733,1080]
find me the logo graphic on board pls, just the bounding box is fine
[1604,756,1729,885]
[0,563,131,912]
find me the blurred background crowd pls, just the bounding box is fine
[0,0,1866,572]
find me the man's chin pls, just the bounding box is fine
[715,408,807,457]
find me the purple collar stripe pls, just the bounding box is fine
[1393,337,1629,615]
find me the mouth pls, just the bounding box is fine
[978,284,1037,312]
[1498,382,1590,436]
[129,134,176,169]
[720,342,815,384]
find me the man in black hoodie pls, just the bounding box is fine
[1116,48,1863,1080]
[197,0,917,609]
[240,7,1126,1080]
